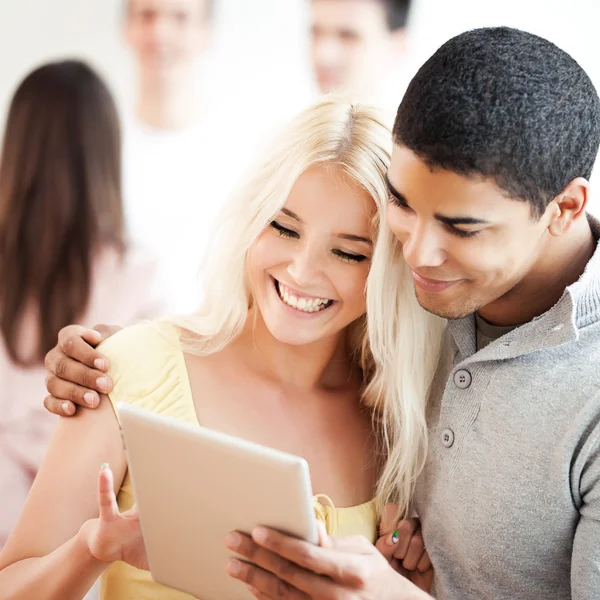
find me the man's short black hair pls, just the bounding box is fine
[382,0,411,31]
[393,27,600,216]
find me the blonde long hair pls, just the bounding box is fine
[170,96,445,517]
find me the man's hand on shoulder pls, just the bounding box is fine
[44,324,122,416]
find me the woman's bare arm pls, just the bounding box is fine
[0,395,126,599]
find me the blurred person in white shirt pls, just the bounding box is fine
[121,0,256,313]
[310,0,412,110]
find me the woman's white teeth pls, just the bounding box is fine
[277,282,331,313]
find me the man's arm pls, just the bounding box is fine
[571,415,600,599]
[43,324,121,416]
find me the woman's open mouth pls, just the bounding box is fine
[273,278,334,314]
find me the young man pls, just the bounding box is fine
[43,27,600,599]
[310,0,411,106]
[124,0,212,129]
[121,0,264,314]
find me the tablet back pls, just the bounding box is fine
[118,404,318,600]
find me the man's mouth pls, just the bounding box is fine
[411,270,462,293]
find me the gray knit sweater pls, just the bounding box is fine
[414,216,600,599]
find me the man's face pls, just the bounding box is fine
[386,145,554,320]
[310,0,400,96]
[125,0,210,80]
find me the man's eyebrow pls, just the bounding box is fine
[386,174,491,226]
[434,213,491,226]
[385,174,406,204]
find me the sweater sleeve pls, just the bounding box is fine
[571,393,600,599]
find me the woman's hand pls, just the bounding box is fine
[375,504,433,593]
[44,324,121,416]
[80,464,148,571]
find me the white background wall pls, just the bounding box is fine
[1,0,599,211]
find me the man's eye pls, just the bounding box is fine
[270,221,299,239]
[389,195,410,210]
[450,228,481,238]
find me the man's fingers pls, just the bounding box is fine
[250,527,373,587]
[417,550,432,573]
[92,324,122,345]
[227,559,310,600]
[46,373,104,409]
[55,326,104,366]
[226,530,354,595]
[399,529,425,571]
[246,585,273,600]
[45,356,111,398]
[98,464,119,522]
[226,532,302,581]
[58,333,108,372]
[43,395,76,417]
[316,521,332,549]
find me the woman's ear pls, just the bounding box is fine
[547,177,589,237]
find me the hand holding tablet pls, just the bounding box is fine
[118,404,319,600]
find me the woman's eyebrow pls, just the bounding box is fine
[281,208,302,222]
[336,233,372,245]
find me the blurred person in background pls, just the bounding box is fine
[125,0,211,130]
[0,60,162,553]
[121,0,260,313]
[310,0,412,108]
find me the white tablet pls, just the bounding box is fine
[118,404,319,600]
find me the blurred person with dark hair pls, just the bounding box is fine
[310,0,411,106]
[0,60,162,550]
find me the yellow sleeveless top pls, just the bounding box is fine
[98,323,378,600]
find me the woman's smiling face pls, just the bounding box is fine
[247,164,375,347]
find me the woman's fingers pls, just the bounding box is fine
[398,529,425,571]
[417,550,432,573]
[98,463,119,523]
[390,518,420,561]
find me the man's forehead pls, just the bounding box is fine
[128,0,206,13]
[311,0,387,26]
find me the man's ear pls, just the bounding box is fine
[546,177,589,237]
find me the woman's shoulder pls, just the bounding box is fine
[99,322,193,418]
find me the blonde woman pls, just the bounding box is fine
[0,97,445,599]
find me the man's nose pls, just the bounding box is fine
[401,223,446,269]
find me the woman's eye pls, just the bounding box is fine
[332,249,367,263]
[270,221,299,239]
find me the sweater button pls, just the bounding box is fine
[453,369,472,389]
[441,428,455,448]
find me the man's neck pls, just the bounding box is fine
[136,73,203,130]
[478,216,596,326]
